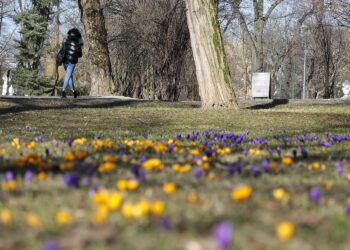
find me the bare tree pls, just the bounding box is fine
[231,0,285,73]
[0,1,4,36]
[106,0,196,101]
[78,0,114,96]
[299,0,349,99]
[329,0,350,28]
[53,0,60,96]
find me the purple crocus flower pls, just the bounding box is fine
[310,187,321,204]
[262,159,269,172]
[251,165,261,176]
[66,139,73,147]
[242,150,248,156]
[336,161,343,174]
[191,134,198,141]
[87,167,95,176]
[34,136,43,143]
[345,203,350,217]
[63,173,80,188]
[318,140,332,148]
[139,155,147,162]
[42,241,59,250]
[276,147,282,157]
[131,164,140,176]
[300,147,308,159]
[24,171,33,183]
[167,144,174,153]
[89,187,98,197]
[5,171,14,181]
[202,131,211,138]
[212,222,233,250]
[82,177,92,186]
[130,164,146,180]
[268,148,273,156]
[193,156,200,164]
[325,132,333,138]
[233,162,242,174]
[159,217,172,231]
[205,148,213,157]
[193,167,202,178]
[226,165,234,175]
[325,139,332,147]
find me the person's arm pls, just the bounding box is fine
[78,46,82,58]
[59,41,66,55]
[78,48,83,58]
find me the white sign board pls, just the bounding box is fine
[252,72,271,98]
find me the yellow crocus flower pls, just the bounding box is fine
[276,221,295,241]
[26,213,42,229]
[55,211,72,226]
[163,182,176,195]
[151,201,165,216]
[0,209,12,225]
[231,185,252,202]
[273,188,286,201]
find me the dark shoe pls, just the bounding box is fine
[62,91,67,98]
[73,91,79,99]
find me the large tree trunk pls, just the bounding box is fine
[0,1,3,37]
[283,53,292,99]
[252,0,265,72]
[78,0,113,96]
[53,0,60,96]
[185,0,238,109]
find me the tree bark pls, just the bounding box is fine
[185,0,239,109]
[252,0,264,72]
[53,0,60,96]
[78,0,113,96]
[0,1,3,37]
[283,53,292,99]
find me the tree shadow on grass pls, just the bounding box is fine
[246,99,289,110]
[0,98,199,116]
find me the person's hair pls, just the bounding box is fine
[67,28,82,40]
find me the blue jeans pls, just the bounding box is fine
[63,64,76,91]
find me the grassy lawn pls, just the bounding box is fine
[0,98,349,250]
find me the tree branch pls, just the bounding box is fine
[264,0,284,21]
[231,0,257,53]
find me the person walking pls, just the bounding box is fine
[60,28,83,98]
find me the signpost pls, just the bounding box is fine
[252,72,271,98]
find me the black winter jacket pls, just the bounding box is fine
[63,39,83,65]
